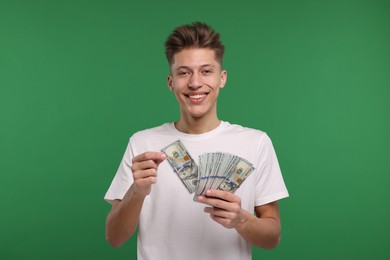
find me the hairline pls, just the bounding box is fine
[169,47,223,71]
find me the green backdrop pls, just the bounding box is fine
[1,0,389,259]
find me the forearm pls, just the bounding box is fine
[235,209,281,250]
[106,184,145,248]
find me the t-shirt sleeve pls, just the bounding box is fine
[104,138,134,204]
[254,133,289,206]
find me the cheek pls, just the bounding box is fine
[173,90,185,101]
[172,79,188,90]
[210,80,222,89]
[209,76,222,87]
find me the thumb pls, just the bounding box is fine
[155,152,167,165]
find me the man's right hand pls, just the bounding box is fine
[130,152,166,197]
[106,151,166,248]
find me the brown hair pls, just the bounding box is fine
[164,22,225,67]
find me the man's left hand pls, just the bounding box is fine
[197,189,243,229]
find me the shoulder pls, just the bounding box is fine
[221,122,276,154]
[130,123,173,141]
[222,121,269,141]
[126,123,176,152]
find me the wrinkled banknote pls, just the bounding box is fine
[161,140,198,193]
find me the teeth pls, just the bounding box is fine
[189,94,205,99]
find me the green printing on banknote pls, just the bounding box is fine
[161,140,199,193]
[162,140,255,197]
[194,152,255,200]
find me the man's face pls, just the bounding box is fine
[167,48,227,119]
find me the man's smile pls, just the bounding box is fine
[184,92,209,103]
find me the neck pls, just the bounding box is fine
[175,113,221,134]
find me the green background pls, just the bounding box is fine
[1,0,389,259]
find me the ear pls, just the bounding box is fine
[167,75,174,92]
[219,70,227,89]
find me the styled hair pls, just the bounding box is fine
[164,22,225,67]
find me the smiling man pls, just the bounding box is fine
[104,22,289,260]
[167,48,226,133]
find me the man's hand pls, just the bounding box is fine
[106,151,166,248]
[198,190,282,249]
[131,152,166,197]
[197,189,243,229]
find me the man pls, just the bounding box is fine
[105,22,289,260]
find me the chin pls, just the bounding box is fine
[184,109,207,119]
[181,104,215,119]
[188,112,206,118]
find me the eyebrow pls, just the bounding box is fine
[175,64,216,71]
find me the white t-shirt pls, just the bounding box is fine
[105,121,289,260]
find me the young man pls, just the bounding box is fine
[105,22,289,260]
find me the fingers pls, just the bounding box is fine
[131,152,166,178]
[134,171,157,186]
[132,167,157,180]
[130,152,166,197]
[132,152,166,165]
[131,160,159,172]
[203,204,242,229]
[198,190,242,229]
[198,189,241,204]
[198,191,241,213]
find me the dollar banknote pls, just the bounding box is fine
[217,158,254,193]
[161,140,198,193]
[162,140,254,196]
[194,153,254,199]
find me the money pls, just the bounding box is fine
[217,158,254,193]
[194,153,254,199]
[161,140,199,193]
[162,140,255,197]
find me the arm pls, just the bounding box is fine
[236,202,281,249]
[197,190,281,250]
[105,152,166,248]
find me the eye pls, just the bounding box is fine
[177,71,190,76]
[202,69,213,75]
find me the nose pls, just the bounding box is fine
[188,72,202,89]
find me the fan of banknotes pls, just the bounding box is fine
[162,140,255,199]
